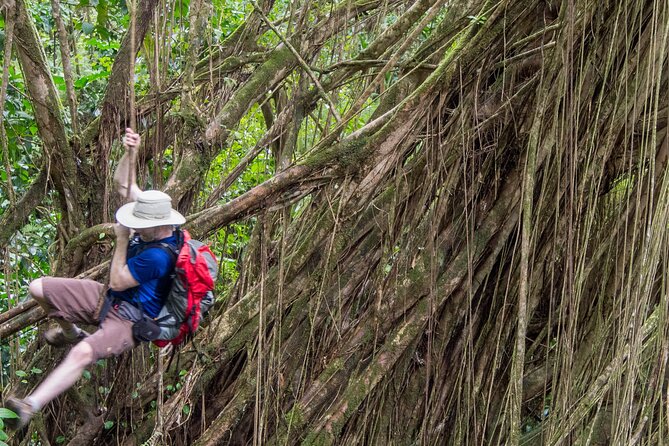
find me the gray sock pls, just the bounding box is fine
[61,325,81,340]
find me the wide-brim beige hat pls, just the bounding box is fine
[115,190,186,229]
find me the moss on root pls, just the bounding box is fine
[302,137,369,171]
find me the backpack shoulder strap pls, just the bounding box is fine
[174,228,185,251]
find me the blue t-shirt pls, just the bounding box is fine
[110,235,177,318]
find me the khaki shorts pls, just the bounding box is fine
[42,277,136,361]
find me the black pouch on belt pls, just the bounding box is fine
[124,300,161,342]
[131,316,161,342]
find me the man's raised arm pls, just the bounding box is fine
[113,128,143,201]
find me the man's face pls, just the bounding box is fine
[133,225,173,242]
[134,226,160,242]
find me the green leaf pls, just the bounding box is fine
[56,435,66,444]
[0,408,18,419]
[13,111,32,121]
[53,75,65,90]
[104,420,114,429]
[31,367,43,374]
[96,25,111,40]
[15,370,27,377]
[83,370,91,380]
[82,22,95,35]
[0,431,7,442]
[74,71,110,89]
[96,0,109,27]
[182,404,190,415]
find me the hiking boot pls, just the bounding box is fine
[4,396,34,431]
[44,327,88,348]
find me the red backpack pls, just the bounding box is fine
[153,230,218,346]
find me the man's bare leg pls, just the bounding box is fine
[27,341,95,410]
[6,279,96,430]
[5,340,96,431]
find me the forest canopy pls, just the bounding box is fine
[1,0,668,444]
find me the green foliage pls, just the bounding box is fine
[201,103,272,283]
[211,0,249,42]
[0,209,55,381]
[0,407,18,445]
[205,104,272,201]
[0,61,42,199]
[0,214,55,312]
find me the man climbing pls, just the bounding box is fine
[5,128,185,431]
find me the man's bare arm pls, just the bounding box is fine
[113,128,143,201]
[109,224,140,291]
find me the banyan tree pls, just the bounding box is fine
[1,0,668,444]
